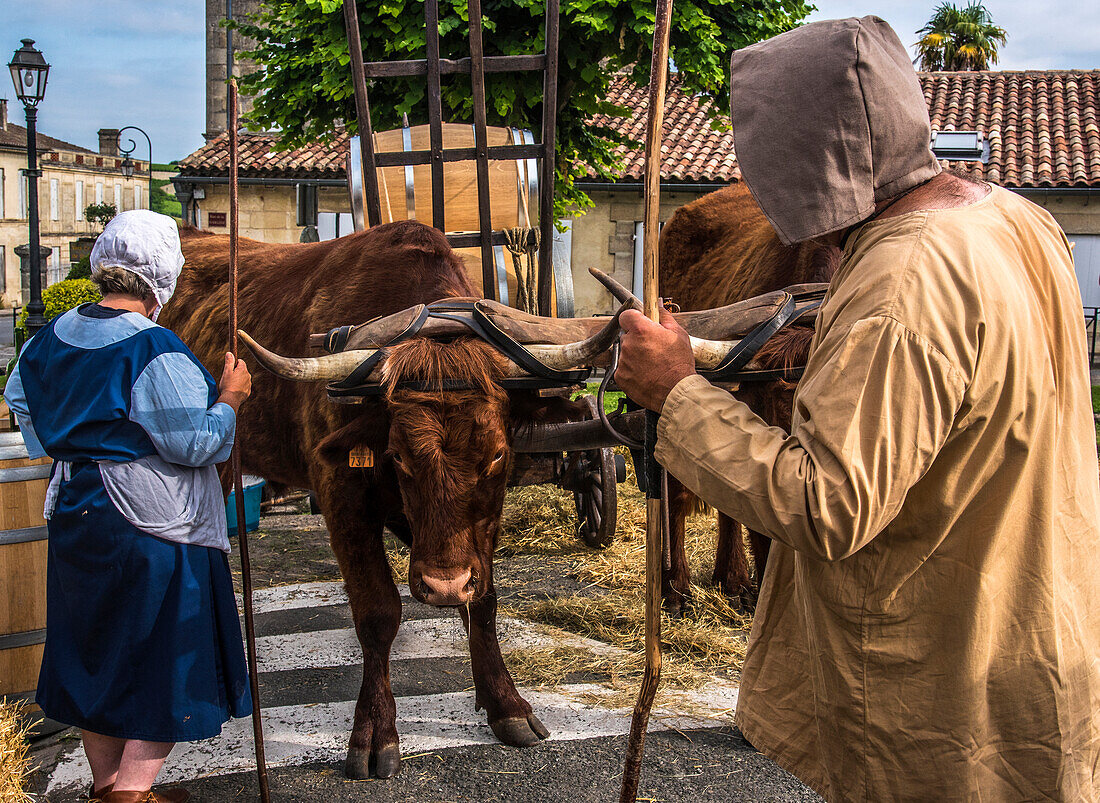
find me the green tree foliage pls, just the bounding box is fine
[233,0,811,221]
[915,2,1007,71]
[151,179,183,218]
[84,202,117,231]
[16,279,102,339]
[65,256,92,281]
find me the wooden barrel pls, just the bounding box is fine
[0,430,52,726]
[367,124,542,303]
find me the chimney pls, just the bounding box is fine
[98,128,120,156]
[0,99,6,131]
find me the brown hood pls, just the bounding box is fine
[729,16,940,245]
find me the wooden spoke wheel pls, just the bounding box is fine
[565,395,626,549]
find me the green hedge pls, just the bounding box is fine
[16,279,102,338]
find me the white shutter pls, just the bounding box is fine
[1068,235,1100,308]
[114,182,122,210]
[0,168,5,218]
[50,178,59,220]
[75,181,83,219]
[96,181,104,205]
[134,184,142,210]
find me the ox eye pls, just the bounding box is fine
[491,450,505,464]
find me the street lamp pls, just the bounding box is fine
[116,126,152,210]
[8,39,49,337]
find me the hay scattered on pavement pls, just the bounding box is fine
[498,484,578,556]
[0,699,35,803]
[499,449,752,697]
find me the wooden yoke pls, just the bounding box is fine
[620,1,673,800]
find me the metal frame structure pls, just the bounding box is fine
[342,0,560,314]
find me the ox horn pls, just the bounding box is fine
[587,266,742,370]
[238,330,382,382]
[523,303,631,371]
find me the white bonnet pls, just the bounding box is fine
[90,210,185,310]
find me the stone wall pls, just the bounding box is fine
[568,188,713,316]
[1024,192,1100,236]
[205,0,263,139]
[189,183,351,243]
[0,146,142,306]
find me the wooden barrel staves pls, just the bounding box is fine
[0,430,56,735]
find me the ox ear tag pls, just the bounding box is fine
[349,446,375,469]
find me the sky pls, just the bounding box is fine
[1,1,1098,163]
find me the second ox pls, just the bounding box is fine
[657,183,839,613]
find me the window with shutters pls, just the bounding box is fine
[50,178,59,220]
[75,180,83,220]
[114,183,122,210]
[95,181,104,205]
[134,184,142,210]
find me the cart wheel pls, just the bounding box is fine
[569,395,622,548]
[572,447,619,548]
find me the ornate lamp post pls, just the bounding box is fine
[117,126,152,210]
[8,39,50,337]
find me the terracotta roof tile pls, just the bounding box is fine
[178,69,1100,189]
[0,121,96,155]
[921,70,1100,188]
[178,131,350,180]
[582,75,739,183]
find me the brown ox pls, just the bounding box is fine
[658,183,838,613]
[161,220,585,779]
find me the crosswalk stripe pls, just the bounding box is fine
[254,617,618,673]
[47,683,739,792]
[243,581,349,615]
[46,580,742,796]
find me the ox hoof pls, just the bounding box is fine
[661,594,693,620]
[491,713,550,747]
[717,581,758,614]
[345,742,401,779]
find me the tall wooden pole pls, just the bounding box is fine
[619,1,673,801]
[229,79,272,803]
[342,0,382,227]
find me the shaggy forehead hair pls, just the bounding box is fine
[382,338,509,401]
[92,264,153,300]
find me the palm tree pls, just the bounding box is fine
[915,2,1008,71]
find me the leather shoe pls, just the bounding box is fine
[102,788,190,803]
[87,783,113,802]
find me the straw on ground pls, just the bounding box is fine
[0,699,35,803]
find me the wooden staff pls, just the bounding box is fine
[342,0,382,227]
[228,78,272,803]
[619,1,673,801]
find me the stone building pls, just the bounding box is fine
[175,70,1100,316]
[205,0,262,141]
[0,100,148,307]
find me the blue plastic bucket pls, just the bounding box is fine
[226,475,265,534]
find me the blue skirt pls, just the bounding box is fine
[37,461,252,742]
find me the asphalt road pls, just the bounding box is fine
[26,507,822,803]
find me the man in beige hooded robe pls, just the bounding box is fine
[616,16,1100,802]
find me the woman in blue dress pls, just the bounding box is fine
[4,210,253,803]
